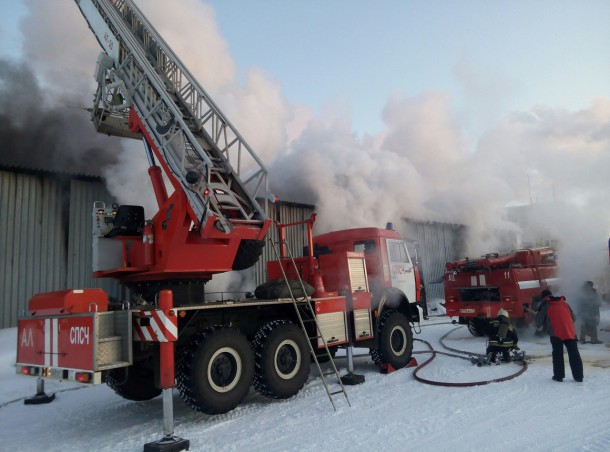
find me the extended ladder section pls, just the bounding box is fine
[268,238,350,411]
[75,0,268,233]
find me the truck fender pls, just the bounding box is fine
[377,287,420,329]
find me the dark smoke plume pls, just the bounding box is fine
[0,59,120,176]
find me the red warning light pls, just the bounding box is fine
[75,372,91,383]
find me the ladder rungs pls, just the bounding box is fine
[266,235,349,410]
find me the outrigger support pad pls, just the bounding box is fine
[143,388,190,452]
[24,377,55,405]
[143,434,190,452]
[341,345,365,385]
[341,372,366,386]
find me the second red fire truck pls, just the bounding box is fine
[444,247,559,335]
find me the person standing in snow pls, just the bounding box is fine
[577,281,602,344]
[484,309,519,362]
[535,289,583,382]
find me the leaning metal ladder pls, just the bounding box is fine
[267,237,351,411]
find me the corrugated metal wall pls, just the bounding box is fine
[401,219,466,301]
[0,170,119,328]
[1,171,66,328]
[253,200,316,286]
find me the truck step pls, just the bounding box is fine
[98,361,132,371]
[98,336,122,343]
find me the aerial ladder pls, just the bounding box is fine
[75,0,272,288]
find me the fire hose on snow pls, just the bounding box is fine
[410,325,528,387]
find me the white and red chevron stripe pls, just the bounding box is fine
[133,310,178,342]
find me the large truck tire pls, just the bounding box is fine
[232,239,265,271]
[177,326,254,415]
[105,360,161,401]
[467,318,486,337]
[254,278,315,299]
[369,310,413,369]
[252,321,311,399]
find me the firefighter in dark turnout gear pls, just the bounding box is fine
[577,281,602,344]
[535,289,583,382]
[484,309,519,362]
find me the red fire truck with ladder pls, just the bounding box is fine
[443,247,559,335]
[15,1,423,447]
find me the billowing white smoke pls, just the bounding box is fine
[13,0,610,295]
[272,95,610,293]
[477,101,610,296]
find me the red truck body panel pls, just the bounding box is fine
[17,316,96,371]
[28,289,108,316]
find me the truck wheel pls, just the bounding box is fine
[106,360,161,401]
[177,326,254,414]
[252,321,311,399]
[467,319,486,337]
[370,310,413,369]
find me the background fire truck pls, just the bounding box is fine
[15,0,422,417]
[443,248,559,335]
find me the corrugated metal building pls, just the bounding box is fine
[401,219,466,302]
[0,167,120,328]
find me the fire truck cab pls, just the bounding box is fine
[312,225,422,321]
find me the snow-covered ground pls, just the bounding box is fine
[2,307,610,452]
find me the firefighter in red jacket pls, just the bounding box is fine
[535,289,583,382]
